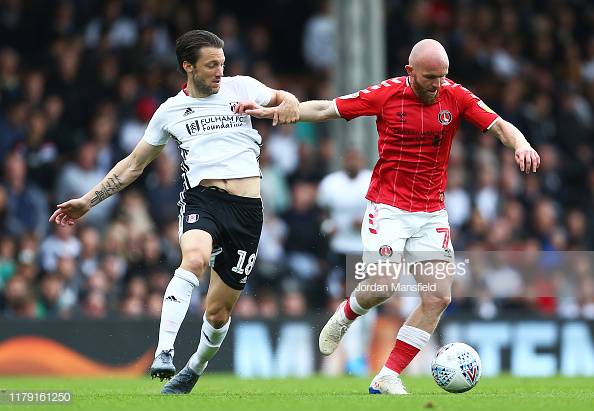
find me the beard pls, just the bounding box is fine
[417,87,438,104]
[411,77,438,104]
[192,75,217,96]
[421,92,438,104]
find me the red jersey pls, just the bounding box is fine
[334,76,499,212]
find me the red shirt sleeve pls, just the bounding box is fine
[334,81,395,121]
[455,85,500,132]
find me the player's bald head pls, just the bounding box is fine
[408,39,449,71]
[406,39,449,104]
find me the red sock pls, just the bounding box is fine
[385,339,421,373]
[343,299,360,321]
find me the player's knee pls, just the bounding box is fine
[421,293,451,313]
[373,286,395,302]
[181,251,209,276]
[368,276,397,301]
[205,306,230,329]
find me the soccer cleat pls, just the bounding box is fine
[150,349,176,381]
[161,365,200,394]
[368,373,408,395]
[318,301,352,355]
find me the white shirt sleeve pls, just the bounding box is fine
[237,76,274,106]
[317,175,332,208]
[142,104,170,146]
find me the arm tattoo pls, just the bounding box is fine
[90,174,123,207]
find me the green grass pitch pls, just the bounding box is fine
[0,375,593,411]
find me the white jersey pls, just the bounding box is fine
[142,75,273,189]
[317,169,372,254]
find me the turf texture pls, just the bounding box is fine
[0,375,593,411]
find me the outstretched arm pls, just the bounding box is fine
[235,89,300,126]
[49,140,164,225]
[244,99,340,123]
[488,119,540,173]
[297,100,340,122]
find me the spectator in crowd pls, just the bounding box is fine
[55,142,117,228]
[119,96,158,154]
[2,151,48,238]
[0,47,21,105]
[38,274,65,318]
[282,180,328,308]
[89,110,120,174]
[84,0,138,50]
[17,110,58,190]
[267,124,300,177]
[445,167,471,228]
[39,225,81,273]
[0,99,27,160]
[317,148,371,299]
[0,235,16,290]
[302,0,334,73]
[78,226,101,278]
[3,275,37,318]
[144,152,182,225]
[259,142,290,214]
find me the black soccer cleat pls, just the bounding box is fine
[161,365,200,394]
[150,349,176,381]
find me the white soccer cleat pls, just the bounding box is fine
[318,301,352,355]
[368,374,408,395]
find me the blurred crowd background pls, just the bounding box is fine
[1,0,594,321]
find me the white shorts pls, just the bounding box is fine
[361,201,454,264]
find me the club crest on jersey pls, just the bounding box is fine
[438,110,452,125]
[379,245,393,258]
[396,112,407,122]
[186,213,199,223]
[185,120,200,136]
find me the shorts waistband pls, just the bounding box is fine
[189,185,263,206]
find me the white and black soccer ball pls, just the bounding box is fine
[431,342,482,393]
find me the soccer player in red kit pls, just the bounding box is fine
[243,39,540,394]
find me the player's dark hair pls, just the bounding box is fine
[175,30,224,72]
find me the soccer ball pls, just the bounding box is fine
[431,342,481,393]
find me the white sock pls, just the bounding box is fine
[188,314,231,375]
[155,268,199,357]
[397,324,431,349]
[338,294,369,323]
[376,365,399,378]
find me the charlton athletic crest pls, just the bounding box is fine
[438,110,452,126]
[379,244,393,258]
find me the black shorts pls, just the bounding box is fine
[178,186,263,290]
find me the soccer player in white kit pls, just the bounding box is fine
[49,30,299,394]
